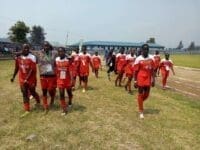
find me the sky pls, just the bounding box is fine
[0,0,200,48]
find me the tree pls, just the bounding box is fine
[146,37,156,44]
[188,41,195,50]
[8,21,30,44]
[177,41,184,49]
[30,25,45,46]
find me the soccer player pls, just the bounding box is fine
[153,50,161,76]
[71,47,80,90]
[79,46,93,92]
[158,53,175,89]
[106,49,116,80]
[11,44,40,117]
[124,49,136,93]
[36,41,57,112]
[92,51,102,78]
[115,47,127,86]
[134,44,155,119]
[55,47,73,115]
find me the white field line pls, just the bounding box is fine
[172,76,200,83]
[171,79,200,89]
[168,86,198,97]
[175,66,200,71]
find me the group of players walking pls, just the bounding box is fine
[10,42,175,119]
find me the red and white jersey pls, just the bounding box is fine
[91,55,101,69]
[71,53,80,76]
[160,58,173,72]
[116,53,127,72]
[55,57,72,87]
[79,52,91,76]
[126,54,136,64]
[153,54,161,68]
[134,55,155,87]
[15,53,37,85]
[125,54,136,75]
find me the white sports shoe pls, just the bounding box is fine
[82,89,86,93]
[29,95,33,100]
[139,113,144,119]
[61,111,67,116]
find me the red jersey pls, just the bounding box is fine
[125,54,136,76]
[153,54,161,69]
[15,53,37,86]
[71,53,80,77]
[55,57,72,88]
[116,53,127,72]
[79,53,91,76]
[92,55,101,69]
[159,59,173,73]
[134,55,155,87]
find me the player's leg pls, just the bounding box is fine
[40,77,49,110]
[137,86,145,118]
[72,76,76,90]
[59,88,67,115]
[143,86,150,101]
[162,71,168,89]
[20,84,30,117]
[107,67,112,81]
[48,77,56,106]
[165,71,169,88]
[29,85,40,105]
[115,73,119,86]
[127,76,133,92]
[66,88,73,107]
[95,69,98,78]
[49,88,56,106]
[118,72,123,86]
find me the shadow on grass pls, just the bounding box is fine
[144,108,160,115]
[69,103,86,113]
[87,86,99,91]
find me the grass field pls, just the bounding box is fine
[170,54,200,69]
[0,60,200,150]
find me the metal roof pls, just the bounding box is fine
[71,41,165,49]
[0,38,12,43]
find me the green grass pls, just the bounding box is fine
[170,54,200,69]
[0,60,200,149]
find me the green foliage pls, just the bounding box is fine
[177,41,184,49]
[30,25,45,46]
[146,37,155,44]
[8,21,30,44]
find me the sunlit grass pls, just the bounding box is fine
[0,60,199,149]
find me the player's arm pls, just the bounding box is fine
[11,58,19,82]
[99,57,102,70]
[170,62,175,75]
[151,61,156,87]
[158,62,162,76]
[134,62,139,88]
[69,61,74,86]
[89,56,94,72]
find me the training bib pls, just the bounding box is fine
[45,64,53,72]
[60,71,66,79]
[165,66,170,71]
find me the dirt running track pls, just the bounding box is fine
[156,66,200,99]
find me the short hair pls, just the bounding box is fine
[141,44,149,51]
[23,43,30,49]
[58,47,65,51]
